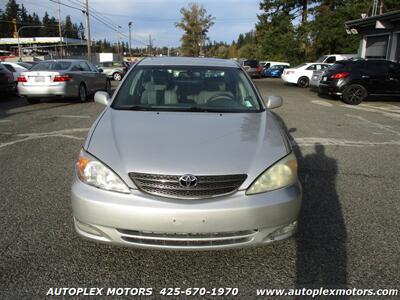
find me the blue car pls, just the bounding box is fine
[263,65,288,78]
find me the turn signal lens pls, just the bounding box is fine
[330,72,349,79]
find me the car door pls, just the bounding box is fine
[88,62,104,91]
[304,64,317,79]
[363,61,390,95]
[387,62,400,94]
[77,61,95,94]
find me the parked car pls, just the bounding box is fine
[260,61,290,72]
[96,61,129,81]
[316,54,357,64]
[1,62,29,81]
[318,59,400,105]
[309,69,325,92]
[17,59,111,104]
[281,63,331,87]
[71,57,302,250]
[242,59,261,78]
[0,63,15,94]
[263,65,289,78]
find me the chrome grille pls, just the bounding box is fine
[129,173,247,199]
[117,229,257,248]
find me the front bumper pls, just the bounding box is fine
[318,82,343,96]
[71,177,302,250]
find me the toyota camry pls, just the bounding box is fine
[71,57,302,250]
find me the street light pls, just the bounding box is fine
[128,21,132,57]
[17,25,45,60]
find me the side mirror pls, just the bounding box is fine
[265,95,283,109]
[94,91,110,106]
[98,68,103,73]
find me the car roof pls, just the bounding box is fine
[138,57,240,68]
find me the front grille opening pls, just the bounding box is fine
[117,229,257,239]
[117,229,257,247]
[129,173,247,199]
[121,236,252,247]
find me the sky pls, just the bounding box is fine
[9,0,262,47]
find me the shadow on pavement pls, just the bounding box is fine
[272,112,348,293]
[0,94,105,119]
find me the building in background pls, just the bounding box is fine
[0,37,87,61]
[346,10,400,62]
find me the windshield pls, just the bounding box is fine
[30,61,71,71]
[243,60,258,68]
[112,66,263,113]
[293,63,307,69]
[316,55,328,63]
[270,65,283,70]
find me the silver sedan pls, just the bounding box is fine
[17,59,111,104]
[71,57,302,250]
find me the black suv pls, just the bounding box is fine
[318,59,400,105]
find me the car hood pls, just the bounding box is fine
[87,109,290,189]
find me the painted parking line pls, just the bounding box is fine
[0,119,12,123]
[293,137,400,147]
[345,114,400,136]
[56,115,91,119]
[360,103,400,113]
[341,104,400,119]
[0,128,89,150]
[311,100,333,107]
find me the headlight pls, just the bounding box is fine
[76,149,130,193]
[246,152,298,195]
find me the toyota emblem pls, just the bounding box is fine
[178,174,198,188]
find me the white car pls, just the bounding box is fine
[281,63,331,88]
[1,62,29,81]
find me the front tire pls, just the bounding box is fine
[113,72,122,81]
[78,83,87,102]
[297,76,309,88]
[342,84,367,105]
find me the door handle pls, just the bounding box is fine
[361,75,370,79]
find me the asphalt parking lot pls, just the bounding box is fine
[0,79,399,298]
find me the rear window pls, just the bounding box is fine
[293,63,307,69]
[3,64,16,72]
[31,61,72,71]
[329,61,353,72]
[244,60,259,68]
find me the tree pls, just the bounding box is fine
[175,3,215,56]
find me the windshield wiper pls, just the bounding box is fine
[186,106,229,113]
[118,105,155,111]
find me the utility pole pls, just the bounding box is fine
[84,0,91,61]
[128,21,132,57]
[57,0,63,58]
[116,25,121,60]
[148,34,152,56]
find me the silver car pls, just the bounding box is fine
[71,57,302,250]
[310,70,324,92]
[17,59,111,104]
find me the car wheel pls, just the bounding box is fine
[26,97,40,104]
[342,84,367,105]
[105,79,111,95]
[113,72,122,81]
[78,83,87,102]
[297,76,309,88]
